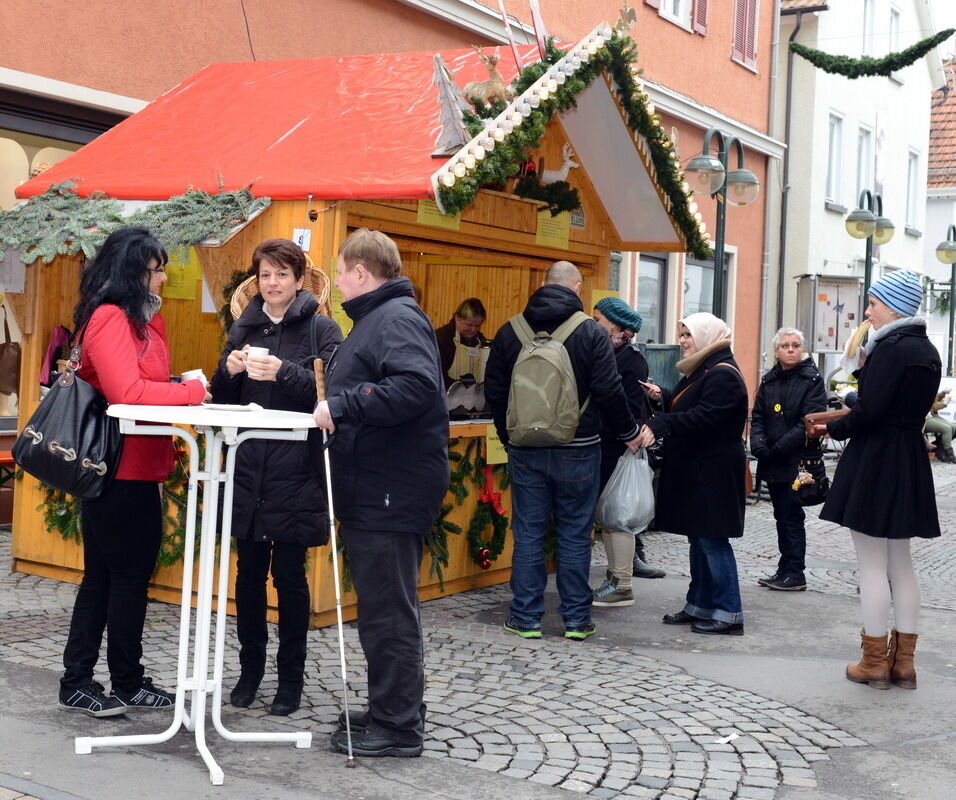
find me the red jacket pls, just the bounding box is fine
[78,304,206,481]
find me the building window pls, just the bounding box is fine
[637,256,667,343]
[646,0,707,33]
[855,126,873,202]
[889,6,901,52]
[906,150,920,228]
[826,113,844,205]
[863,0,875,55]
[683,258,715,316]
[732,0,759,68]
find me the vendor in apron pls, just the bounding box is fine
[435,298,491,389]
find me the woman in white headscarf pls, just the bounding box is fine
[635,313,749,635]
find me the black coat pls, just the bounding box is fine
[646,346,749,539]
[484,284,639,448]
[325,277,449,535]
[210,291,343,546]
[750,358,827,483]
[821,320,941,539]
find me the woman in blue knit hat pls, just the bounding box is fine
[811,270,941,690]
[590,296,665,608]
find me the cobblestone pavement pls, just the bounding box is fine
[2,461,953,800]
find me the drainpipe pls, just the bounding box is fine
[776,11,804,335]
[759,0,783,381]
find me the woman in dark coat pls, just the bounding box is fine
[750,327,827,591]
[635,312,749,635]
[211,238,342,715]
[813,270,941,690]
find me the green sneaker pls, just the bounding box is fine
[564,622,596,640]
[592,577,634,607]
[504,617,542,639]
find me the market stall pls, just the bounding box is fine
[4,20,706,627]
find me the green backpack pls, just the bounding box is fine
[505,311,591,446]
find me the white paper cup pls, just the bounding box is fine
[245,346,269,377]
[181,368,208,385]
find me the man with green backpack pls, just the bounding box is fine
[485,261,641,641]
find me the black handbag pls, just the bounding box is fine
[792,453,829,507]
[0,307,21,395]
[12,342,122,499]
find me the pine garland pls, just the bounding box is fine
[514,175,581,216]
[437,35,710,259]
[790,29,955,79]
[0,181,271,264]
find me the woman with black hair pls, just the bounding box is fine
[58,227,209,718]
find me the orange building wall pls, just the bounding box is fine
[0,0,492,101]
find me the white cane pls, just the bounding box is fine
[314,358,357,767]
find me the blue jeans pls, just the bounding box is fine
[508,444,600,628]
[684,537,744,624]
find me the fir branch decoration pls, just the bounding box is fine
[514,175,581,216]
[37,487,82,542]
[436,33,710,259]
[790,29,955,79]
[0,181,122,263]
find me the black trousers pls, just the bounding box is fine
[342,526,425,745]
[234,538,309,686]
[61,480,162,693]
[768,481,806,579]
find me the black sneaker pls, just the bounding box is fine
[58,682,126,718]
[111,677,175,709]
[564,622,596,640]
[764,575,807,592]
[756,571,781,587]
[503,617,542,639]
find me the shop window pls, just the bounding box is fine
[637,255,667,343]
[732,0,759,69]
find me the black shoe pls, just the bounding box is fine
[330,729,422,757]
[503,617,542,639]
[756,571,781,587]
[763,575,807,592]
[270,682,302,716]
[229,671,263,708]
[691,619,745,636]
[632,554,666,579]
[111,677,174,709]
[337,709,370,733]
[564,621,596,640]
[58,682,126,718]
[662,610,698,625]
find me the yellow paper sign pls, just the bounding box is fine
[486,424,508,465]
[417,199,461,230]
[590,289,619,312]
[162,247,202,301]
[330,286,353,336]
[535,210,570,249]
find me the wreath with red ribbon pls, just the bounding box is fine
[467,463,510,569]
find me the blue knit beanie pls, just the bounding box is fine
[868,270,923,317]
[595,296,643,332]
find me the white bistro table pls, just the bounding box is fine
[75,404,317,784]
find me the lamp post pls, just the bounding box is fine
[684,128,760,318]
[844,190,895,295]
[935,223,956,377]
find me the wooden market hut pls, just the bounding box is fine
[9,24,704,627]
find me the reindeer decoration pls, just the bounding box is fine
[539,143,580,185]
[462,46,513,106]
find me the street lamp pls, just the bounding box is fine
[685,128,760,318]
[935,223,956,377]
[844,190,895,294]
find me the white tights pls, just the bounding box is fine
[850,530,920,636]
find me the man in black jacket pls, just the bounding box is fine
[485,261,640,641]
[313,229,448,757]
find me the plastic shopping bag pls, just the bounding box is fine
[594,449,655,534]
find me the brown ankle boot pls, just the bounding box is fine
[845,632,891,689]
[888,629,918,689]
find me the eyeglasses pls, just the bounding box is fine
[148,266,166,274]
[678,332,693,340]
[777,343,803,350]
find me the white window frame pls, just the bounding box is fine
[863,0,875,55]
[889,5,901,52]
[905,149,920,228]
[659,0,693,31]
[855,125,873,203]
[826,112,845,205]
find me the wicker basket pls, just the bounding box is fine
[229,254,332,319]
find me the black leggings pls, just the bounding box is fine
[61,480,162,693]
